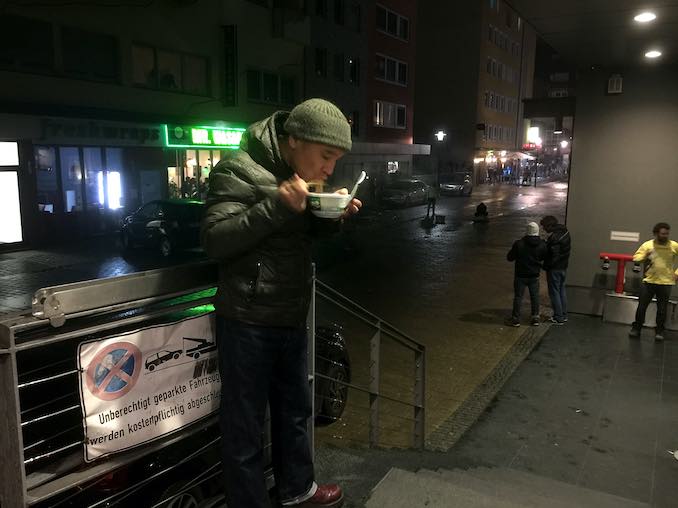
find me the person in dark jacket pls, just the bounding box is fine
[201,99,361,508]
[506,222,547,327]
[540,215,571,324]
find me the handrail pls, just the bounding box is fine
[314,279,426,450]
[316,280,425,352]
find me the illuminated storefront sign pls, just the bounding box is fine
[164,125,246,149]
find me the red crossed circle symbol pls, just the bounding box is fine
[85,341,142,401]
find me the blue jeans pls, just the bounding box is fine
[513,276,540,321]
[547,270,568,322]
[216,317,314,508]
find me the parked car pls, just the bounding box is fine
[315,324,351,425]
[381,179,430,207]
[121,199,204,257]
[145,348,183,372]
[440,173,473,196]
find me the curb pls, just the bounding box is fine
[425,323,552,451]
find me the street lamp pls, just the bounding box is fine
[434,130,447,190]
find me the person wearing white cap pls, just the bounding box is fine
[506,222,547,327]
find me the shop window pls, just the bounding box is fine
[334,53,344,81]
[247,70,262,100]
[132,44,209,96]
[376,54,407,86]
[351,3,362,32]
[0,171,23,243]
[34,146,58,214]
[167,167,180,199]
[316,0,327,17]
[280,77,295,105]
[0,15,54,73]
[376,5,409,41]
[61,27,119,82]
[374,100,407,129]
[349,111,359,136]
[335,0,345,25]
[349,57,360,85]
[183,55,208,96]
[59,147,83,213]
[83,147,104,210]
[157,50,182,91]
[248,69,294,105]
[132,45,156,88]
[0,142,19,166]
[263,73,279,102]
[315,48,328,77]
[399,17,409,40]
[105,148,124,209]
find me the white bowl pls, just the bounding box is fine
[307,192,351,219]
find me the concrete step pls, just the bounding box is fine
[463,466,649,508]
[365,467,526,508]
[416,468,574,508]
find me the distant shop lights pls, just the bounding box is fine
[634,12,656,23]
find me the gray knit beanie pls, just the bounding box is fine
[284,98,353,152]
[526,222,540,237]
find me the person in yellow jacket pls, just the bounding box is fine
[629,222,678,341]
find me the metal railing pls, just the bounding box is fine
[315,280,426,450]
[0,262,426,508]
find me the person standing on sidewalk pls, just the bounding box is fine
[540,216,571,325]
[201,98,361,508]
[506,222,547,327]
[629,223,678,342]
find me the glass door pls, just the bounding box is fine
[0,141,23,244]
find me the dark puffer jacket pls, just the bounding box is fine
[507,236,547,278]
[201,112,322,327]
[544,224,571,271]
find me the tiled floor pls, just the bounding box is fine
[314,315,678,507]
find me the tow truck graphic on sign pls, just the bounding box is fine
[144,337,216,372]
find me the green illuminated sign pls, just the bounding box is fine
[164,124,245,149]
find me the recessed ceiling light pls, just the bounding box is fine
[634,12,657,23]
[645,50,662,59]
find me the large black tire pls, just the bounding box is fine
[121,231,134,252]
[159,236,173,258]
[316,363,349,425]
[173,352,181,360]
[148,364,156,372]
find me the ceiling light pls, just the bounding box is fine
[634,12,657,23]
[645,50,662,59]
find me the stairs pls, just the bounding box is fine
[366,467,650,508]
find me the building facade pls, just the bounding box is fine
[0,0,308,249]
[414,0,536,184]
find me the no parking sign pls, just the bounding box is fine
[77,314,221,462]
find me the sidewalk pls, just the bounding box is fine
[314,315,678,507]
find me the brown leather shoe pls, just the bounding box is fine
[294,484,344,507]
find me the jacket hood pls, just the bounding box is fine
[239,111,294,180]
[524,235,542,246]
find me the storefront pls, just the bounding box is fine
[0,141,24,246]
[0,114,245,249]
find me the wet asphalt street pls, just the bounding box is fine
[0,180,568,445]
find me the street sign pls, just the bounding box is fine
[164,124,246,149]
[78,314,221,462]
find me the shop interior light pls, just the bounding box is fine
[645,50,662,59]
[0,172,23,243]
[634,12,657,23]
[560,140,569,148]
